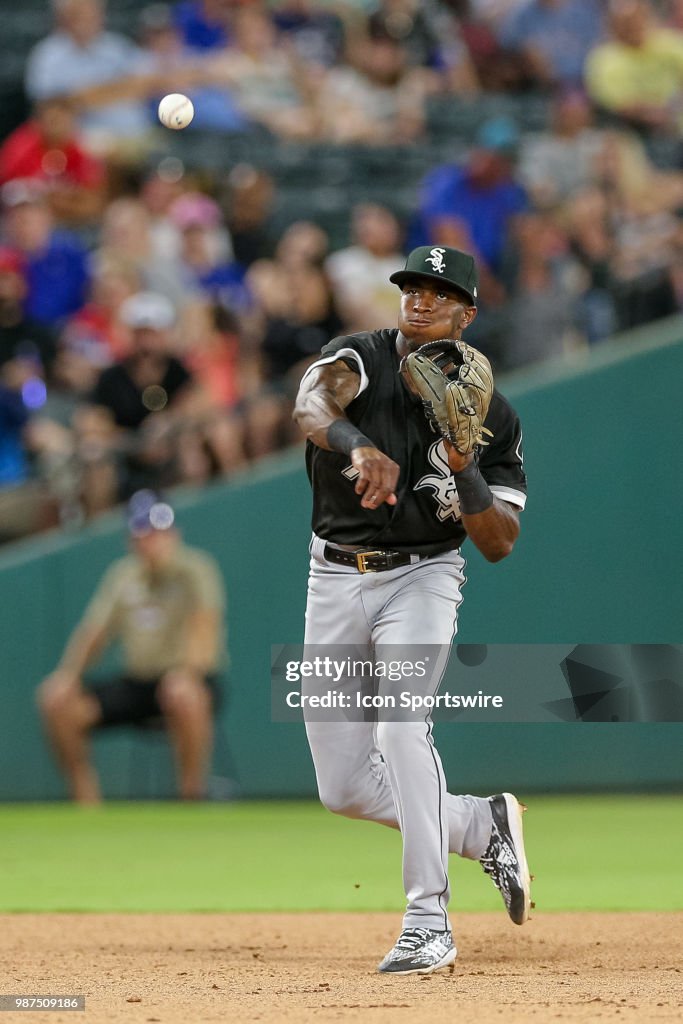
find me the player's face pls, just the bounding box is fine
[398,280,476,349]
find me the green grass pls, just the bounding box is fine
[0,796,680,913]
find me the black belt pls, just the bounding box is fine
[323,544,426,574]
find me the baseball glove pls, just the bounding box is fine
[399,339,494,454]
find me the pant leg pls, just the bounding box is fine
[303,539,398,826]
[370,553,492,930]
[304,541,491,869]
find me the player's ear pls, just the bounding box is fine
[460,305,478,328]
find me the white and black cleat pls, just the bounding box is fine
[377,927,457,975]
[480,792,532,925]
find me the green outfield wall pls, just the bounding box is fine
[1,318,681,800]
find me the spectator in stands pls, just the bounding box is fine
[87,291,200,500]
[25,0,158,153]
[272,0,346,71]
[246,220,339,387]
[325,202,405,332]
[454,0,532,91]
[565,132,682,336]
[496,0,604,89]
[37,488,226,802]
[62,252,141,369]
[1,180,90,327]
[368,0,481,92]
[245,221,339,456]
[98,196,183,303]
[594,129,683,221]
[0,250,54,488]
[0,381,30,487]
[138,3,248,132]
[269,220,329,269]
[667,0,683,31]
[517,89,605,206]
[318,25,434,143]
[140,157,188,264]
[502,210,578,367]
[520,90,683,211]
[87,290,244,503]
[607,196,680,332]
[173,0,235,50]
[168,191,250,314]
[0,247,57,382]
[183,302,242,413]
[247,219,330,349]
[259,260,343,385]
[409,115,528,300]
[205,7,320,139]
[584,0,683,136]
[222,164,276,268]
[0,98,106,226]
[564,186,619,343]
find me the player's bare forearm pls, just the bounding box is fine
[461,499,520,562]
[444,441,519,560]
[292,360,362,449]
[293,359,399,508]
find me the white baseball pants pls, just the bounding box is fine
[303,534,493,932]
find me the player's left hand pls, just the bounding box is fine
[444,441,474,474]
[400,339,494,455]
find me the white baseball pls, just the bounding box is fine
[158,93,195,130]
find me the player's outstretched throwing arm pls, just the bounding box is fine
[293,359,400,512]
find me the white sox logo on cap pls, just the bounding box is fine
[425,247,446,274]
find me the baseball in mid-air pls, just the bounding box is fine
[158,93,194,130]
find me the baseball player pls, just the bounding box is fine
[293,245,531,975]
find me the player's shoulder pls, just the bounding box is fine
[321,328,397,368]
[323,328,396,353]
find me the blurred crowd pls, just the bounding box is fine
[0,0,682,541]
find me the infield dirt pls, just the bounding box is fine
[1,912,681,1023]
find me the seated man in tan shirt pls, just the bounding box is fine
[37,490,226,803]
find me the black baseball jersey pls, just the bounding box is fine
[305,329,527,556]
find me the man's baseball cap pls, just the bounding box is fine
[126,489,175,536]
[390,246,478,305]
[120,291,175,330]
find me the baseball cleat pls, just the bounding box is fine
[377,928,457,975]
[480,792,532,925]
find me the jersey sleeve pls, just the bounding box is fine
[478,396,527,510]
[298,333,377,399]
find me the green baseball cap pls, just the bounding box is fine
[390,246,479,305]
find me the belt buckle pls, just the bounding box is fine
[356,550,383,573]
